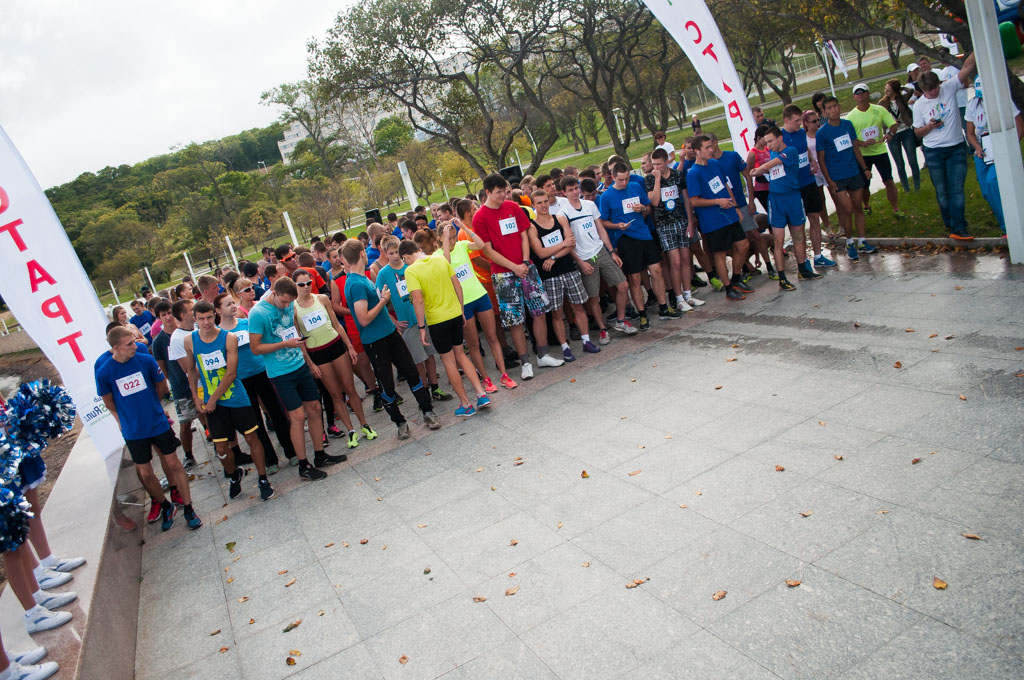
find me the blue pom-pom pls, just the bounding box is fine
[0,380,76,456]
[0,487,32,552]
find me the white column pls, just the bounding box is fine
[397,161,418,211]
[283,211,299,246]
[966,0,1024,263]
[144,266,156,293]
[225,235,239,270]
[183,251,196,280]
[108,280,119,304]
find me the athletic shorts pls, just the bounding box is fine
[401,324,435,364]
[308,336,346,366]
[616,235,662,276]
[207,404,260,442]
[701,222,746,253]
[656,220,687,251]
[343,315,364,353]
[174,396,198,424]
[543,270,588,311]
[755,189,770,212]
[833,174,867,193]
[581,249,627,299]
[769,192,806,229]
[492,263,549,329]
[739,210,759,233]
[125,427,178,465]
[463,293,493,321]
[270,363,320,411]
[800,183,824,214]
[864,153,893,182]
[18,456,46,492]
[428,315,465,355]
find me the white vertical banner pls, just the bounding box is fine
[0,125,125,462]
[825,40,850,79]
[282,211,299,247]
[642,0,755,153]
[397,161,418,212]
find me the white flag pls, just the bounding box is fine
[0,125,125,466]
[825,40,850,79]
[642,0,756,153]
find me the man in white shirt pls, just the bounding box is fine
[912,52,976,240]
[653,131,676,164]
[965,74,1024,234]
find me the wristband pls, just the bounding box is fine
[418,324,426,329]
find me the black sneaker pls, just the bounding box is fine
[779,278,797,291]
[372,392,383,413]
[733,280,755,294]
[798,266,823,280]
[234,451,254,466]
[638,314,651,331]
[644,292,658,308]
[258,478,275,501]
[569,325,581,341]
[229,468,246,499]
[431,387,453,401]
[315,451,347,466]
[624,306,640,320]
[502,348,520,368]
[183,454,197,469]
[658,306,683,320]
[184,507,203,530]
[726,286,746,301]
[299,464,328,481]
[691,276,708,288]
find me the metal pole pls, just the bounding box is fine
[1,319,7,335]
[397,161,418,211]
[514,148,523,171]
[183,251,196,280]
[965,0,1024,263]
[109,280,119,304]
[144,267,156,293]
[818,42,836,97]
[282,211,299,247]
[225,235,239,270]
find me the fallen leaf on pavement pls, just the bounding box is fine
[854,322,861,328]
[834,455,844,461]
[215,515,228,525]
[210,629,221,636]
[513,456,522,461]
[416,524,427,528]
[219,646,229,653]
[382,545,387,551]
[248,618,255,624]
[961,533,983,540]
[715,385,723,390]
[513,460,524,466]
[509,539,519,546]
[473,596,487,603]
[284,578,296,587]
[912,458,922,465]
[286,657,297,666]
[324,542,334,548]
[226,577,234,584]
[696,490,703,496]
[818,421,826,426]
[226,542,236,553]
[630,378,637,382]
[731,343,740,348]
[278,570,288,575]
[237,596,249,603]
[958,394,967,401]
[569,378,576,383]
[490,485,497,491]
[423,567,431,574]
[625,578,648,589]
[399,655,409,665]
[679,504,688,508]
[712,590,727,601]
[505,586,519,596]
[424,451,431,456]
[318,610,325,616]
[289,650,301,656]
[929,334,938,338]
[775,465,785,472]
[628,469,642,476]
[799,510,813,517]
[476,468,483,472]
[933,577,948,590]
[726,358,737,362]
[508,572,516,577]
[376,497,382,501]
[582,562,591,568]
[282,619,302,632]
[359,539,368,544]
[581,470,590,478]
[945,335,955,340]
[894,361,902,369]
[877,510,890,515]
[785,580,801,587]
[905,328,915,333]
[342,542,349,548]
[374,477,381,482]
[954,285,963,290]
[557,521,564,529]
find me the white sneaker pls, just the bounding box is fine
[675,299,693,312]
[537,354,564,368]
[34,569,71,590]
[46,556,86,573]
[5,660,59,680]
[7,647,47,666]
[520,362,534,380]
[24,607,71,634]
[33,590,77,610]
[684,295,706,307]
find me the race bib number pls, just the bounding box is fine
[302,310,328,331]
[541,230,563,248]
[769,165,786,181]
[834,134,852,152]
[279,326,299,341]
[862,126,880,143]
[498,216,518,236]
[708,176,724,194]
[200,350,226,371]
[138,322,152,336]
[117,371,147,397]
[396,280,409,297]
[233,330,250,346]
[660,185,679,202]
[579,219,596,234]
[621,197,640,213]
[798,152,809,168]
[454,264,472,281]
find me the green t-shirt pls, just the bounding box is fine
[846,104,896,157]
[449,241,488,304]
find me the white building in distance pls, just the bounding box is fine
[277,121,310,165]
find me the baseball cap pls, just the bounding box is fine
[852,83,869,94]
[907,63,919,73]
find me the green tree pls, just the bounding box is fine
[373,115,414,156]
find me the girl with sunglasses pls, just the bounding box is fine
[232,277,257,317]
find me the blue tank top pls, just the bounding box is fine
[225,319,265,380]
[190,329,250,407]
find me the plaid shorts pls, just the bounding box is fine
[492,262,549,328]
[542,270,588,311]
[174,396,199,424]
[657,219,688,251]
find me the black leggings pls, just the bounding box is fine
[364,330,433,425]
[241,371,297,465]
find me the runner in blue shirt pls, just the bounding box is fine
[710,133,773,282]
[686,135,754,301]
[781,104,836,269]
[751,127,824,290]
[128,300,157,340]
[95,326,200,531]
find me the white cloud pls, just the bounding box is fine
[0,0,348,188]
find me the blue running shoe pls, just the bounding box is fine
[846,243,860,260]
[859,242,878,254]
[813,254,837,268]
[455,404,476,418]
[476,394,492,409]
[160,503,176,532]
[184,507,203,529]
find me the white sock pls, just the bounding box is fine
[40,554,57,569]
[683,290,693,299]
[24,604,45,619]
[676,295,685,306]
[847,237,855,246]
[858,237,866,244]
[32,564,44,579]
[32,590,45,605]
[581,334,590,343]
[560,342,569,351]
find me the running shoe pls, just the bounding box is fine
[266,464,279,476]
[33,591,77,610]
[582,340,600,354]
[170,488,185,506]
[6,660,59,680]
[798,266,823,280]
[741,272,753,285]
[726,287,746,301]
[733,280,755,294]
[361,424,378,440]
[183,454,197,469]
[184,507,203,529]
[562,347,576,363]
[779,278,797,291]
[859,242,878,254]
[658,307,683,320]
[638,314,651,331]
[521,362,534,380]
[298,464,327,481]
[950,232,975,241]
[598,329,611,345]
[24,608,71,634]
[813,254,837,268]
[347,430,359,449]
[327,425,344,439]
[684,295,705,307]
[397,422,411,439]
[315,451,348,466]
[7,647,47,666]
[767,269,780,281]
[423,412,442,429]
[709,276,724,291]
[691,275,708,288]
[431,387,454,401]
[537,353,565,367]
[35,569,71,590]
[476,394,492,409]
[847,243,860,260]
[482,376,498,393]
[258,478,275,501]
[289,457,300,467]
[500,373,518,389]
[455,405,476,418]
[893,210,907,219]
[569,325,581,341]
[234,451,254,466]
[160,503,176,531]
[229,468,245,499]
[675,299,693,312]
[146,500,161,524]
[612,319,638,335]
[372,392,383,412]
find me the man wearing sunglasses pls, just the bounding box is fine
[275,244,329,293]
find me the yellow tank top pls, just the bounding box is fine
[294,296,338,349]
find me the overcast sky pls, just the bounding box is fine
[0,0,348,189]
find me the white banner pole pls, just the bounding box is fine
[397,161,418,212]
[108,280,119,304]
[144,266,156,293]
[0,125,125,464]
[282,211,299,247]
[225,235,239,270]
[183,251,196,280]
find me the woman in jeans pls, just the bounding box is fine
[880,79,921,192]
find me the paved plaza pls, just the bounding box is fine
[134,253,1024,680]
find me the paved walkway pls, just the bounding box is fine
[134,252,1023,680]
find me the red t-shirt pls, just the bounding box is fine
[472,201,530,274]
[288,266,327,294]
